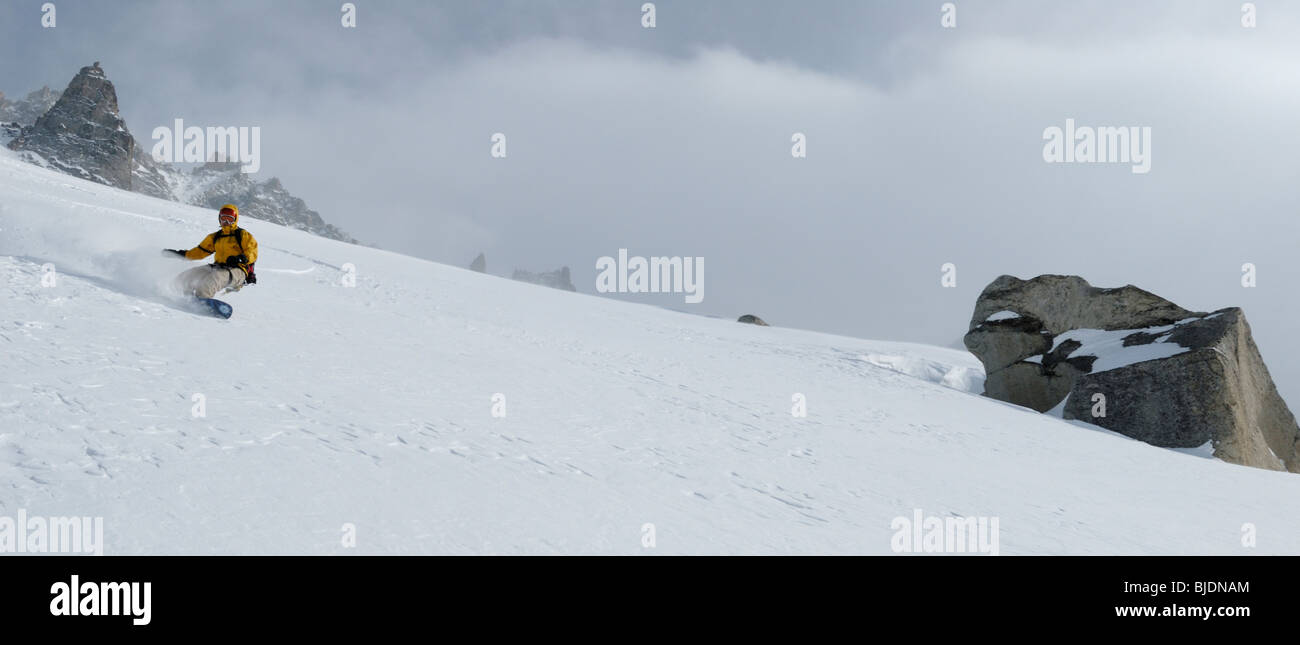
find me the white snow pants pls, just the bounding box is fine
[177,264,246,299]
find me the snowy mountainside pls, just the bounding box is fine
[1,149,1298,555]
[163,161,357,244]
[0,86,60,128]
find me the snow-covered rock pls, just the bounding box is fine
[1061,309,1300,472]
[964,275,1300,473]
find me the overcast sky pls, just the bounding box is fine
[5,1,1300,400]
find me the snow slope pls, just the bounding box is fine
[2,150,1298,555]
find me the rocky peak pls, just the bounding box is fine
[8,62,135,189]
[34,63,117,133]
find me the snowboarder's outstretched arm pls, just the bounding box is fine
[164,234,217,260]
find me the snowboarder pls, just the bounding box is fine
[164,204,259,299]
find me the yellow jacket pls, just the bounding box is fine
[185,225,259,270]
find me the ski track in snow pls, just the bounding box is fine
[2,149,1299,555]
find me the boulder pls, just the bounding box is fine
[737,314,769,326]
[964,275,1300,472]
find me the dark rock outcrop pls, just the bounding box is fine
[737,314,769,326]
[964,274,1300,472]
[1061,308,1299,471]
[512,266,576,291]
[8,63,136,190]
[1,121,21,143]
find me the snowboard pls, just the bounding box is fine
[196,297,233,319]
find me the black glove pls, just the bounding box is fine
[162,249,186,258]
[223,254,248,268]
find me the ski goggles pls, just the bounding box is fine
[218,208,237,225]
